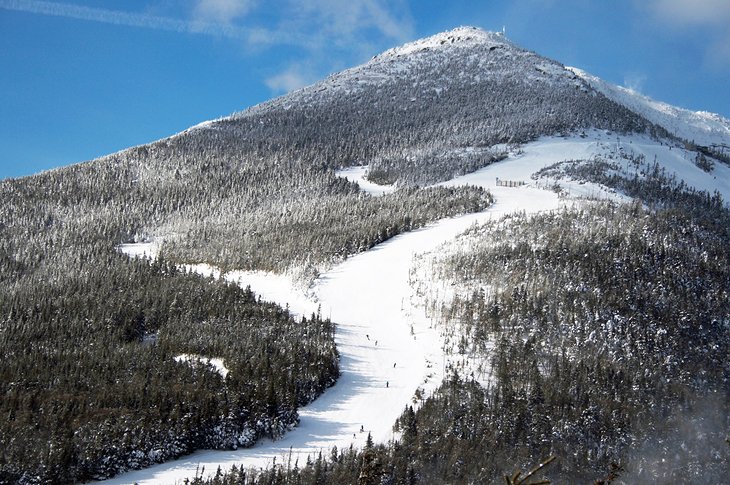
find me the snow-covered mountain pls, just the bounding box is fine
[101,27,729,485]
[569,66,730,148]
[164,26,730,195]
[1,26,728,485]
[168,26,654,187]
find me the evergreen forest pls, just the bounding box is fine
[1,26,727,484]
[182,148,730,484]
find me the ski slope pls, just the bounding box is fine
[108,131,727,484]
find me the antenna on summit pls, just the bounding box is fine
[501,25,506,36]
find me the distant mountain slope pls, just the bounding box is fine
[185,27,655,186]
[569,66,730,149]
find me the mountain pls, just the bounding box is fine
[570,66,730,148]
[180,27,653,186]
[1,27,728,484]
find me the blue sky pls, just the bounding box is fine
[1,0,729,179]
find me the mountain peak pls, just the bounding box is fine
[373,26,510,60]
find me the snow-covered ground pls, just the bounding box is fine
[335,165,396,196]
[467,130,730,201]
[110,190,562,485]
[108,131,727,484]
[173,354,229,379]
[117,241,159,260]
[570,67,730,148]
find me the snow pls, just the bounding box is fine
[104,131,727,484]
[168,118,221,140]
[569,67,730,148]
[225,270,319,319]
[452,130,730,202]
[106,186,563,484]
[117,241,158,260]
[375,26,509,60]
[104,142,563,484]
[174,354,229,379]
[335,165,396,196]
[180,263,222,280]
[610,136,730,201]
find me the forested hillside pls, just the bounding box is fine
[1,252,338,483]
[1,26,727,484]
[185,148,730,484]
[0,114,491,484]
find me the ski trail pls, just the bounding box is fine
[105,180,562,484]
[107,132,636,484]
[100,131,729,484]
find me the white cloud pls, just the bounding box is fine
[645,0,730,26]
[264,64,317,94]
[257,0,414,95]
[0,0,252,39]
[283,0,414,45]
[623,72,647,93]
[642,0,730,69]
[193,0,253,24]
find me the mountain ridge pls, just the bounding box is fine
[569,66,730,148]
[51,26,726,182]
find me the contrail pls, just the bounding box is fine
[0,0,250,39]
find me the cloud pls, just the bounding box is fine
[645,0,730,26]
[641,0,730,68]
[623,72,647,93]
[0,0,252,39]
[193,0,253,24]
[265,64,317,94]
[1,0,414,53]
[257,0,414,95]
[288,0,413,44]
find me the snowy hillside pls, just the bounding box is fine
[105,124,729,483]
[570,66,730,148]
[1,26,729,485]
[105,141,566,485]
[175,27,652,188]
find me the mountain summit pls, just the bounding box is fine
[377,26,511,57]
[175,26,651,187]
